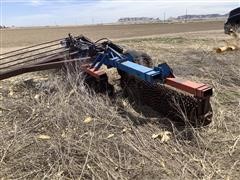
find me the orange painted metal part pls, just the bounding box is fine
[165,77,213,98]
[81,64,106,79]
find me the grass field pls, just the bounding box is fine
[0,22,240,179]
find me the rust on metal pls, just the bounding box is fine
[0,38,64,56]
[165,77,213,98]
[0,43,61,61]
[81,64,106,79]
[0,49,71,71]
[0,52,79,80]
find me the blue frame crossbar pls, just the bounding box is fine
[90,47,173,84]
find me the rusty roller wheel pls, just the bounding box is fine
[84,74,114,96]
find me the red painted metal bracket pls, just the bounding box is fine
[81,64,106,80]
[166,77,213,98]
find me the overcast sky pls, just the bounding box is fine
[1,0,240,27]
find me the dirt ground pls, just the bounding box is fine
[0,21,223,51]
[0,23,240,179]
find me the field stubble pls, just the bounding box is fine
[0,30,240,179]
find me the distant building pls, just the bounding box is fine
[176,14,228,21]
[117,13,228,24]
[118,17,162,23]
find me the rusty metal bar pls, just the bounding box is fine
[0,57,90,80]
[0,47,66,67]
[0,51,79,72]
[28,57,90,70]
[0,38,64,56]
[165,77,213,98]
[0,49,70,70]
[33,51,79,65]
[0,42,60,61]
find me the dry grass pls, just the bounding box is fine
[0,31,240,179]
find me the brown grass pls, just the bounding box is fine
[0,31,240,179]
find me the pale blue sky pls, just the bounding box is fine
[1,0,240,27]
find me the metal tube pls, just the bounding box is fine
[0,49,70,70]
[0,47,65,66]
[0,42,60,61]
[0,38,64,56]
[0,57,90,80]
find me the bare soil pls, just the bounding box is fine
[1,21,223,50]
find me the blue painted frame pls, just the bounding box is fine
[90,46,173,84]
